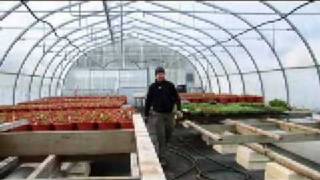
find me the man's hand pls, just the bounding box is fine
[144,116,149,124]
[176,110,183,119]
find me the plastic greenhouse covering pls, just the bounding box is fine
[0,1,319,110]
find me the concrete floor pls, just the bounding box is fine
[163,127,264,180]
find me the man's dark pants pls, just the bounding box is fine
[147,111,174,161]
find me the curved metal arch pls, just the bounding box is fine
[39,28,125,97]
[0,1,87,67]
[198,2,266,98]
[45,25,214,97]
[35,14,232,97]
[6,1,247,97]
[0,1,24,21]
[55,36,207,97]
[16,15,133,104]
[48,37,119,98]
[26,23,131,102]
[147,2,258,95]
[16,4,217,100]
[32,22,211,98]
[12,2,137,103]
[129,17,224,93]
[3,1,316,102]
[34,17,221,96]
[38,27,210,99]
[26,27,110,101]
[36,26,128,99]
[132,26,217,92]
[43,26,212,98]
[12,18,117,104]
[128,6,244,94]
[42,31,129,98]
[59,37,206,97]
[14,2,133,100]
[195,2,290,102]
[128,30,214,91]
[262,2,320,90]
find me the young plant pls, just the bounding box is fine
[55,113,66,124]
[99,113,110,122]
[269,99,290,110]
[35,112,50,124]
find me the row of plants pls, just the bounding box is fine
[0,96,135,131]
[179,93,264,104]
[268,99,291,112]
[2,108,135,131]
[19,96,127,105]
[0,99,127,113]
[181,102,288,117]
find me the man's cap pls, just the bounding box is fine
[155,66,165,75]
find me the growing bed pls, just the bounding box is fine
[0,96,135,132]
[181,101,310,123]
[0,114,165,180]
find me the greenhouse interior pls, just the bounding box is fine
[0,1,320,180]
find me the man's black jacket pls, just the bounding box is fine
[144,80,181,117]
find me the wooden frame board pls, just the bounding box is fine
[183,119,320,145]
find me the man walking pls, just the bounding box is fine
[144,66,182,166]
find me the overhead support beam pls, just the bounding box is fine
[102,1,114,44]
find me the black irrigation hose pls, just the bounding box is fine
[168,145,217,180]
[167,146,198,180]
[20,0,89,58]
[176,137,253,180]
[167,135,254,180]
